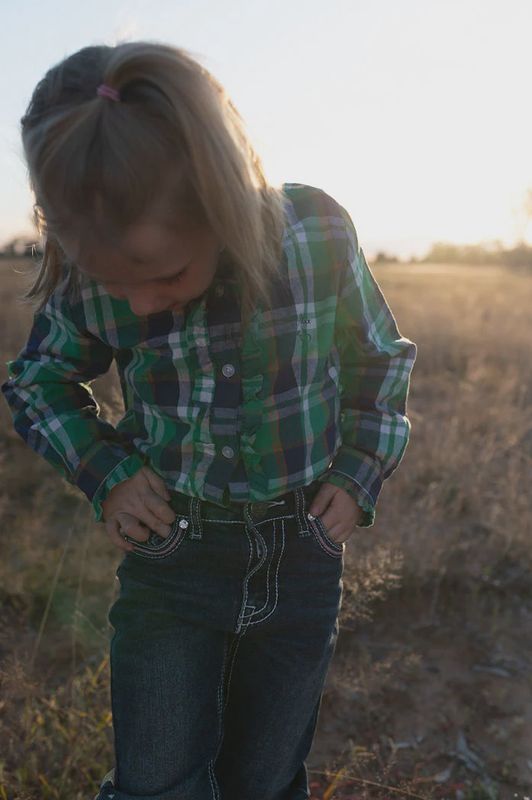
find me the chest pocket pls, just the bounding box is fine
[254,306,338,400]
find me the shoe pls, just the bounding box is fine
[93,767,115,799]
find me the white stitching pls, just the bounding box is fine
[309,516,344,558]
[315,515,344,551]
[207,761,219,800]
[190,496,203,539]
[208,633,231,799]
[127,516,186,559]
[238,504,277,632]
[235,522,254,634]
[245,517,285,626]
[221,634,243,714]
[202,512,294,526]
[241,526,272,620]
[294,486,311,536]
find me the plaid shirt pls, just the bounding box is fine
[1,183,417,527]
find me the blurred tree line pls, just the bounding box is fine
[2,235,532,269]
[358,239,532,267]
[414,239,532,267]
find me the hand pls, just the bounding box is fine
[101,466,177,553]
[308,482,363,545]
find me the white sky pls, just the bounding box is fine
[0,0,531,259]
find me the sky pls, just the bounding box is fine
[0,0,531,260]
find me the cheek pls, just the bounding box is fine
[174,265,212,294]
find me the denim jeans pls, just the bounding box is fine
[98,480,345,800]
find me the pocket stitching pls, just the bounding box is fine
[309,516,344,558]
[128,516,188,560]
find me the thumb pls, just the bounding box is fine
[308,483,336,517]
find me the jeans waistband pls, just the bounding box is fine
[168,480,322,524]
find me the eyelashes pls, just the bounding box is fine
[161,265,188,284]
[175,267,187,282]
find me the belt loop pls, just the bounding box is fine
[294,486,312,537]
[188,496,203,540]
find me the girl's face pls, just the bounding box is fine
[58,217,223,316]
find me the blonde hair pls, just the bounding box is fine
[19,40,287,334]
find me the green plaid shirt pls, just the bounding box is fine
[1,183,417,527]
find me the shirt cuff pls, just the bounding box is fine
[315,470,376,528]
[91,452,147,523]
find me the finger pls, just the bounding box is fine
[319,494,355,533]
[106,517,135,553]
[318,514,339,537]
[142,492,177,528]
[322,508,357,539]
[142,467,172,501]
[308,483,337,516]
[321,509,355,529]
[126,497,175,538]
[114,511,152,543]
[318,517,349,544]
[313,500,334,530]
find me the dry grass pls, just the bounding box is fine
[0,256,531,799]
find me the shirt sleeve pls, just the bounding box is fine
[0,271,146,523]
[316,204,418,528]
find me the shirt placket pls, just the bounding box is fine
[201,280,264,503]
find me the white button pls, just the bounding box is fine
[178,519,189,529]
[222,363,235,378]
[222,446,235,459]
[328,365,337,379]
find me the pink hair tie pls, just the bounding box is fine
[96,83,121,102]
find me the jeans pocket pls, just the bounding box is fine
[308,515,345,559]
[124,514,189,560]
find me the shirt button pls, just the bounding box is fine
[222,445,235,459]
[215,284,225,297]
[222,363,235,378]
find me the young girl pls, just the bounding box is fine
[1,41,417,800]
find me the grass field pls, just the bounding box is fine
[0,256,531,799]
